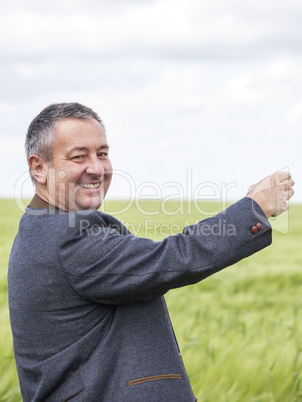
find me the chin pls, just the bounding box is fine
[77,197,102,211]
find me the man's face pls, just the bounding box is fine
[46,118,112,211]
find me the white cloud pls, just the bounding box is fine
[286,101,302,124]
[2,0,302,60]
[0,0,301,201]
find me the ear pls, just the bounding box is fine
[28,155,49,185]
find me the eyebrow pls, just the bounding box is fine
[65,145,109,158]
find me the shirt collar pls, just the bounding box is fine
[28,194,59,211]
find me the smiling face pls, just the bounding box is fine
[45,118,112,211]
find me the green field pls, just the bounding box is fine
[1,198,301,401]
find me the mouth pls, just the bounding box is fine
[78,182,101,189]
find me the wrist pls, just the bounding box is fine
[246,194,271,218]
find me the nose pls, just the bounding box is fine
[86,156,105,177]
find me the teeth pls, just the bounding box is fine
[79,183,100,189]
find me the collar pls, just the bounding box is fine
[28,194,59,211]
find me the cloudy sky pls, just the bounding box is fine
[1,0,301,205]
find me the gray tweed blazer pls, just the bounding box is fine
[8,196,271,401]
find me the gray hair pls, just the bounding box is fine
[25,102,105,182]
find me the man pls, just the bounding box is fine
[8,103,294,401]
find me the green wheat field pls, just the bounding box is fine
[0,198,301,401]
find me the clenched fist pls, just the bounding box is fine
[246,171,295,218]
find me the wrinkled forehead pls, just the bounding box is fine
[52,118,108,154]
[54,117,104,134]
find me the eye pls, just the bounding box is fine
[72,155,85,160]
[98,152,108,157]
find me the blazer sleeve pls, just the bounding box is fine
[57,197,272,305]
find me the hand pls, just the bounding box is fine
[246,171,295,218]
